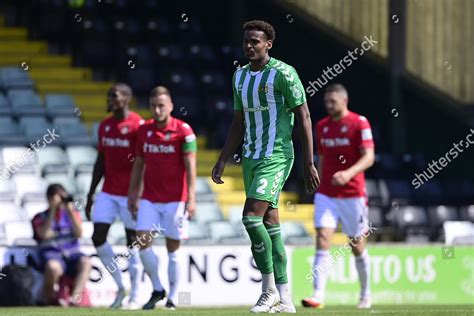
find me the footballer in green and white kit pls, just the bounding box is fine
[233,57,306,208]
[212,20,320,313]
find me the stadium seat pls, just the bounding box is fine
[79,221,94,245]
[155,44,185,66]
[13,174,48,202]
[44,174,79,196]
[413,181,444,204]
[0,203,27,224]
[66,146,97,175]
[2,146,37,174]
[2,76,34,90]
[368,206,384,230]
[198,69,227,93]
[8,90,45,116]
[3,221,34,246]
[0,93,13,115]
[385,179,415,204]
[56,124,91,146]
[45,94,76,117]
[158,68,197,95]
[52,116,81,127]
[187,44,217,65]
[209,221,246,244]
[227,205,244,224]
[194,202,224,224]
[185,221,212,245]
[366,179,382,206]
[36,146,69,176]
[125,68,156,96]
[0,178,15,201]
[281,221,312,245]
[76,173,103,196]
[392,205,429,241]
[23,200,48,220]
[196,177,212,194]
[428,205,459,241]
[195,177,215,202]
[0,119,26,145]
[444,221,474,245]
[24,124,56,145]
[460,205,474,222]
[107,221,126,244]
[19,116,48,129]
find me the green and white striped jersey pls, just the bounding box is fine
[232,57,306,159]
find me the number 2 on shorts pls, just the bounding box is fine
[256,178,268,194]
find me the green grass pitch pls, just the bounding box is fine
[0,305,473,315]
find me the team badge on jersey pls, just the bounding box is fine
[258,84,269,93]
[164,131,171,141]
[291,84,302,99]
[147,131,153,138]
[120,126,129,135]
[105,125,110,133]
[341,125,348,133]
[323,126,329,133]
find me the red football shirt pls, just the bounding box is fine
[98,111,144,196]
[316,111,374,198]
[136,117,196,203]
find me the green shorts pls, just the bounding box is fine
[242,155,294,209]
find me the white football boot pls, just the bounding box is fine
[250,290,280,313]
[269,302,296,313]
[357,296,372,309]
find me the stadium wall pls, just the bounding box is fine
[1,245,473,306]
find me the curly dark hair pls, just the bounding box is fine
[243,20,275,41]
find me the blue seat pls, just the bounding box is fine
[19,116,49,130]
[2,77,34,90]
[52,116,81,127]
[0,93,12,115]
[8,90,45,116]
[24,124,54,144]
[0,120,26,145]
[57,124,91,146]
[45,94,76,117]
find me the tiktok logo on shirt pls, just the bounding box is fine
[102,137,130,148]
[143,143,176,154]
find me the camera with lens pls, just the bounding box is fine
[62,195,74,203]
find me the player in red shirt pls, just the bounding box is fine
[85,83,144,309]
[302,84,375,309]
[128,86,197,310]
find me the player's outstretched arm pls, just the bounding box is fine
[293,103,320,193]
[211,110,244,184]
[127,156,145,218]
[85,152,105,220]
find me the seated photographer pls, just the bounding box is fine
[31,184,91,306]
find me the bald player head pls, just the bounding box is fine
[107,83,133,115]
